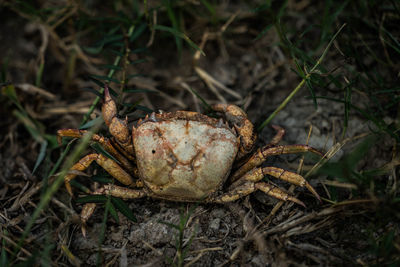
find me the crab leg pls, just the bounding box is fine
[208,182,256,203]
[64,153,135,195]
[102,85,134,155]
[209,181,304,207]
[57,129,137,174]
[269,125,285,145]
[80,184,146,236]
[231,144,323,183]
[211,104,256,158]
[233,166,320,201]
[254,182,305,207]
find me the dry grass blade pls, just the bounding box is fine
[263,206,342,236]
[321,179,358,190]
[15,83,56,100]
[11,120,102,259]
[2,1,399,265]
[194,67,242,100]
[0,232,32,257]
[61,244,82,266]
[186,247,223,267]
[130,77,187,108]
[195,67,227,103]
[303,132,370,179]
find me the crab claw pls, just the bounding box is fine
[102,85,117,127]
[102,85,130,145]
[211,104,256,158]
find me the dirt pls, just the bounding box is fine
[1,1,399,266]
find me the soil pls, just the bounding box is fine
[1,1,399,266]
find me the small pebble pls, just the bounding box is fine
[209,218,221,231]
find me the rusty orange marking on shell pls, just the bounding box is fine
[133,118,239,200]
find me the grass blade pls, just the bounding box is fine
[76,195,108,203]
[79,116,103,130]
[12,120,103,260]
[257,23,346,131]
[91,142,120,164]
[111,197,137,222]
[154,25,205,56]
[32,140,47,174]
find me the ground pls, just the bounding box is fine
[1,1,399,266]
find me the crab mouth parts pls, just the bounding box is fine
[143,163,218,200]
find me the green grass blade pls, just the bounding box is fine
[76,195,108,203]
[130,24,146,42]
[108,201,119,224]
[111,197,137,222]
[69,180,91,194]
[97,64,122,70]
[342,83,352,139]
[154,25,205,56]
[123,88,157,94]
[187,86,211,111]
[12,120,103,260]
[89,74,120,84]
[96,195,111,266]
[81,24,136,125]
[82,87,103,98]
[158,220,180,230]
[1,229,8,267]
[32,140,47,174]
[92,174,113,184]
[91,142,120,164]
[79,116,103,130]
[257,23,346,131]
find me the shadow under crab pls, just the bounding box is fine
[58,86,322,233]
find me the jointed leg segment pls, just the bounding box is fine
[211,163,320,206]
[102,85,134,155]
[210,180,305,207]
[231,144,323,183]
[64,153,135,195]
[211,104,256,158]
[57,128,137,174]
[237,166,320,201]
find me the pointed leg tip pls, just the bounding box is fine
[81,224,87,237]
[57,136,62,146]
[311,191,322,203]
[66,183,74,197]
[104,84,110,98]
[305,182,321,203]
[271,125,282,131]
[288,196,306,208]
[310,147,324,157]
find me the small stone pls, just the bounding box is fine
[209,218,221,231]
[211,208,226,218]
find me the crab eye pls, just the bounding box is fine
[152,149,156,154]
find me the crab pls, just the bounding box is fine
[58,86,322,229]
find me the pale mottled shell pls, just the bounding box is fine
[133,119,238,200]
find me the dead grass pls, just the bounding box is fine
[1,0,400,266]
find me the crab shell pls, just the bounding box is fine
[133,112,239,201]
